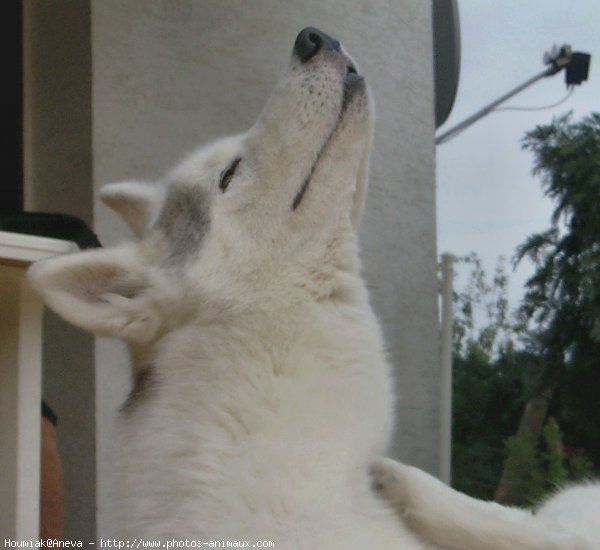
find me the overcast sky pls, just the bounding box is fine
[436,0,598,310]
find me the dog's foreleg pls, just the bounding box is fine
[370,457,592,550]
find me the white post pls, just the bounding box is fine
[439,253,455,484]
[0,231,76,538]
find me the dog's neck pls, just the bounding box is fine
[121,285,394,486]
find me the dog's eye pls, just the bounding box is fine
[219,157,242,192]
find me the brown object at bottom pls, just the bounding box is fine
[40,416,64,539]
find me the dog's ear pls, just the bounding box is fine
[28,246,162,343]
[100,181,162,237]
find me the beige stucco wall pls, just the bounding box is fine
[25,0,439,537]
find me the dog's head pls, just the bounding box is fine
[28,28,374,345]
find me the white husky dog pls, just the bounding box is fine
[29,28,596,548]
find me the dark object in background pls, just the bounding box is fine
[566,52,591,86]
[432,0,461,128]
[42,400,58,426]
[0,212,101,249]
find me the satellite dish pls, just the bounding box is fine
[433,0,461,128]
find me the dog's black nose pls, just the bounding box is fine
[294,27,341,63]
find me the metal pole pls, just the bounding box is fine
[439,253,455,484]
[435,66,557,145]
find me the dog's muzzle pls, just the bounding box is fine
[289,27,366,211]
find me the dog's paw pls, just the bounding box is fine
[370,457,414,514]
[370,457,399,491]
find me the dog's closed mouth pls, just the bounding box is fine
[342,70,364,112]
[292,68,365,211]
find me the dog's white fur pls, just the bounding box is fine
[371,458,599,549]
[537,483,600,542]
[28,30,597,548]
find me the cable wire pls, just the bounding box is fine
[493,86,575,112]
